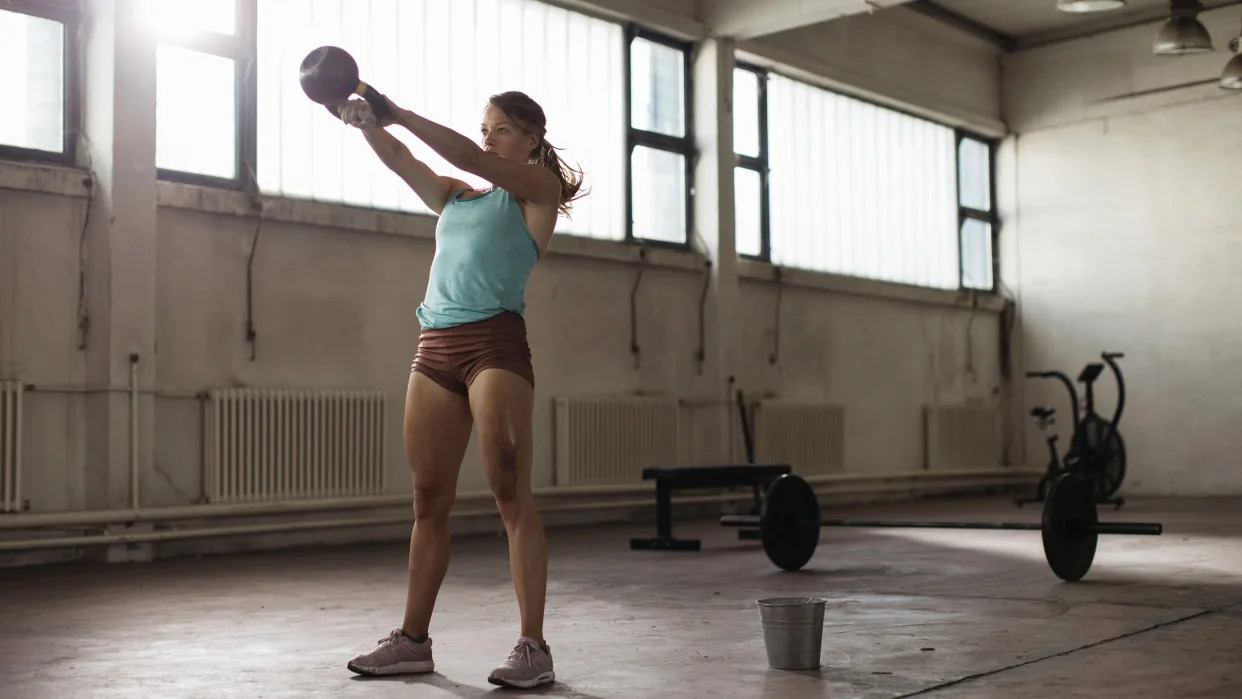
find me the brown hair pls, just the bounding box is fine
[488,91,586,216]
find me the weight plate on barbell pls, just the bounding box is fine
[1042,472,1099,582]
[760,474,820,571]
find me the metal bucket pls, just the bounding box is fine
[757,597,826,670]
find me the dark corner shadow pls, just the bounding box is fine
[349,672,607,698]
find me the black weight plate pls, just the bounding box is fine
[760,474,820,571]
[1042,473,1098,582]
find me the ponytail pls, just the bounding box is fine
[534,136,586,217]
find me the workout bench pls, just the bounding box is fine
[629,463,792,551]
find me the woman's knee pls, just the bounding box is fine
[484,440,520,501]
[412,482,455,522]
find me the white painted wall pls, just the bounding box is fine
[1003,6,1242,495]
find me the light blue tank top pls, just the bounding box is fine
[416,187,541,330]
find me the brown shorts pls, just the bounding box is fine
[411,311,535,396]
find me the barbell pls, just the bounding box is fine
[720,472,1162,581]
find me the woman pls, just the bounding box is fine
[337,90,583,689]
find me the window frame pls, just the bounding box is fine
[153,0,258,192]
[955,130,999,292]
[624,25,695,249]
[733,61,769,262]
[0,0,80,166]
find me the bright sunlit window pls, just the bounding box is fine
[156,44,237,179]
[627,31,693,244]
[746,72,997,291]
[767,74,961,289]
[630,37,685,139]
[140,0,236,38]
[0,8,66,156]
[733,65,766,258]
[148,0,243,182]
[256,0,625,240]
[958,136,995,290]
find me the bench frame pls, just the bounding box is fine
[628,463,792,551]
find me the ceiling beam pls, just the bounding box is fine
[703,0,914,40]
[904,1,1017,51]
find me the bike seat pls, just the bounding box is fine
[1078,363,1104,384]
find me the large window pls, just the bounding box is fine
[0,3,75,162]
[627,28,694,245]
[254,0,625,241]
[138,0,693,244]
[738,72,996,292]
[149,0,251,185]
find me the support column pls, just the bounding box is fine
[690,38,739,465]
[81,0,158,543]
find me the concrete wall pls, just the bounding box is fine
[1002,6,1242,495]
[735,271,1004,474]
[0,0,1011,562]
[1,176,1006,513]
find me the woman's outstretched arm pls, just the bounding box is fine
[386,103,560,207]
[341,101,467,214]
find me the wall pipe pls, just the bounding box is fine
[0,469,1037,532]
[0,472,1040,553]
[0,469,1038,546]
[130,354,139,509]
[0,482,657,530]
[0,492,748,552]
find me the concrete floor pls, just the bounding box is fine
[1,494,1240,698]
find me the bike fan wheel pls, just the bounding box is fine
[1075,414,1127,500]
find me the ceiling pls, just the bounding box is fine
[913,0,1242,48]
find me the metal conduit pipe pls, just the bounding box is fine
[0,492,752,552]
[0,483,657,530]
[0,469,1038,532]
[0,471,1041,553]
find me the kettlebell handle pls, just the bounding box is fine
[324,82,393,123]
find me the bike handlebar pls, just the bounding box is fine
[1024,369,1080,429]
[1100,351,1126,430]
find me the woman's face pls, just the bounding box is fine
[480,105,538,161]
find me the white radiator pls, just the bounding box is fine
[752,399,845,475]
[925,404,1002,471]
[553,394,679,485]
[1,380,21,513]
[203,388,386,503]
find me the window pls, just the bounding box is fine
[958,135,996,290]
[149,0,250,185]
[0,4,75,162]
[732,65,767,258]
[255,0,625,241]
[757,73,996,291]
[627,28,693,245]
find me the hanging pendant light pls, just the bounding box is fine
[1057,0,1127,13]
[1153,0,1213,55]
[1222,34,1242,89]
